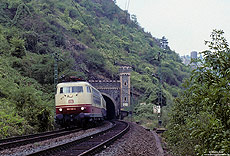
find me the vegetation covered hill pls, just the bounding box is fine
[0,0,190,138]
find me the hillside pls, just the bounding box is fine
[0,0,190,138]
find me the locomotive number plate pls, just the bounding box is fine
[67,108,76,110]
[68,99,74,104]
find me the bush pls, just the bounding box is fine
[0,99,34,139]
[13,86,53,132]
[10,36,26,58]
[71,20,85,34]
[82,49,105,71]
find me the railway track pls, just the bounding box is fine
[28,120,129,156]
[0,128,82,150]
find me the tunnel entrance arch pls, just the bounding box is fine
[102,93,116,120]
[88,66,132,119]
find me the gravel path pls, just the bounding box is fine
[95,122,169,156]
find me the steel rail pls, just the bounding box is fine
[79,120,130,156]
[0,129,65,144]
[0,128,82,150]
[28,120,129,156]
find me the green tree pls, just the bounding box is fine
[131,14,138,26]
[10,37,26,58]
[71,20,85,34]
[165,30,230,155]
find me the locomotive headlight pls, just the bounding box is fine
[81,107,85,111]
[59,108,62,112]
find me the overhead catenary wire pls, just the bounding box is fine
[125,0,128,10]
[124,0,131,23]
[126,0,130,11]
[71,0,116,63]
[71,0,96,39]
[124,0,131,11]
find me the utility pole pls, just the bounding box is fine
[53,52,63,123]
[157,36,168,127]
[157,51,163,127]
[130,85,133,122]
[53,52,64,92]
[53,52,60,93]
[151,52,163,127]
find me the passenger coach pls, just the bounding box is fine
[55,81,107,127]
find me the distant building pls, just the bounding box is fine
[191,51,197,59]
[181,55,191,65]
[160,36,168,49]
[181,51,202,68]
[190,51,198,69]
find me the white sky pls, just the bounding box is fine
[116,0,230,56]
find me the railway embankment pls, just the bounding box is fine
[0,121,171,156]
[95,122,171,156]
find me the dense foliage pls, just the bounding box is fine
[0,0,189,138]
[165,30,230,155]
[0,55,53,137]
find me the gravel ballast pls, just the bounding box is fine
[95,122,167,156]
[0,121,113,156]
[0,121,169,156]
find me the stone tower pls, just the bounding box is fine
[119,66,132,110]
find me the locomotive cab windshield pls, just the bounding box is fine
[55,81,107,128]
[59,86,83,94]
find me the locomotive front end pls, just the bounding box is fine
[55,81,107,128]
[55,82,92,127]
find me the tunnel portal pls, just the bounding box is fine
[102,95,116,120]
[88,66,132,120]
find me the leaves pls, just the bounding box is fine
[10,36,26,58]
[165,30,230,155]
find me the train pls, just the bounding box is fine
[55,81,107,128]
